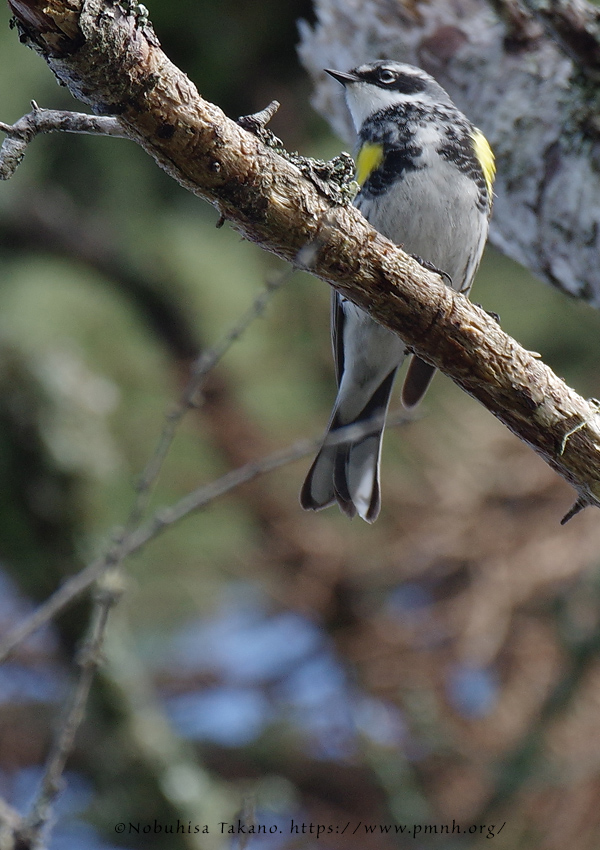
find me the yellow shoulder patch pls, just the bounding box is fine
[355,141,385,186]
[471,128,495,197]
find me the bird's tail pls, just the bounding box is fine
[401,356,436,409]
[300,369,397,523]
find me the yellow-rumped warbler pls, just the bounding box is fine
[301,61,495,523]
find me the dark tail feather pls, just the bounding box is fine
[300,444,337,513]
[334,432,383,522]
[300,369,397,522]
[401,356,436,409]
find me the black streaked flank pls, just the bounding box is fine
[358,99,491,211]
[438,125,490,212]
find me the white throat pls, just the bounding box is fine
[344,83,414,131]
[344,83,441,132]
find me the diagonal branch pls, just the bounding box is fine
[0,410,412,664]
[300,0,600,306]
[15,569,124,848]
[0,104,126,178]
[3,0,600,519]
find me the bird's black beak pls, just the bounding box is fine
[325,68,361,86]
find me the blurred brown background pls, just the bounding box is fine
[2,1,600,848]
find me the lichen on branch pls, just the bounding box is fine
[4,0,600,520]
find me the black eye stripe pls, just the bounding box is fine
[358,68,428,94]
[383,74,427,94]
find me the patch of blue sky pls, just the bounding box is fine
[0,662,64,705]
[0,569,58,654]
[166,686,272,746]
[446,663,499,718]
[171,605,322,685]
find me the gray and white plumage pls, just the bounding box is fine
[301,61,494,522]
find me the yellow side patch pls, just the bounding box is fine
[471,128,495,197]
[355,141,385,186]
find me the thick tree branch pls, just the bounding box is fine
[3,0,600,519]
[300,0,600,305]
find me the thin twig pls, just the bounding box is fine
[6,0,600,518]
[16,569,125,847]
[0,279,288,663]
[0,410,412,664]
[0,270,294,847]
[0,105,127,179]
[0,409,414,843]
[129,271,290,528]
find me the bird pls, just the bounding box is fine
[300,60,495,523]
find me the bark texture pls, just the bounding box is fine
[4,0,600,518]
[298,0,600,303]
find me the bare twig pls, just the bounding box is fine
[15,569,125,848]
[0,553,110,666]
[4,0,600,518]
[129,272,290,529]
[237,99,281,134]
[0,255,293,847]
[0,412,407,844]
[0,278,287,663]
[0,105,127,179]
[0,410,411,664]
[0,268,296,847]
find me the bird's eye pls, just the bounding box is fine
[378,69,396,85]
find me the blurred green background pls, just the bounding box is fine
[3,2,600,849]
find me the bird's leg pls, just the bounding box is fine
[410,254,453,287]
